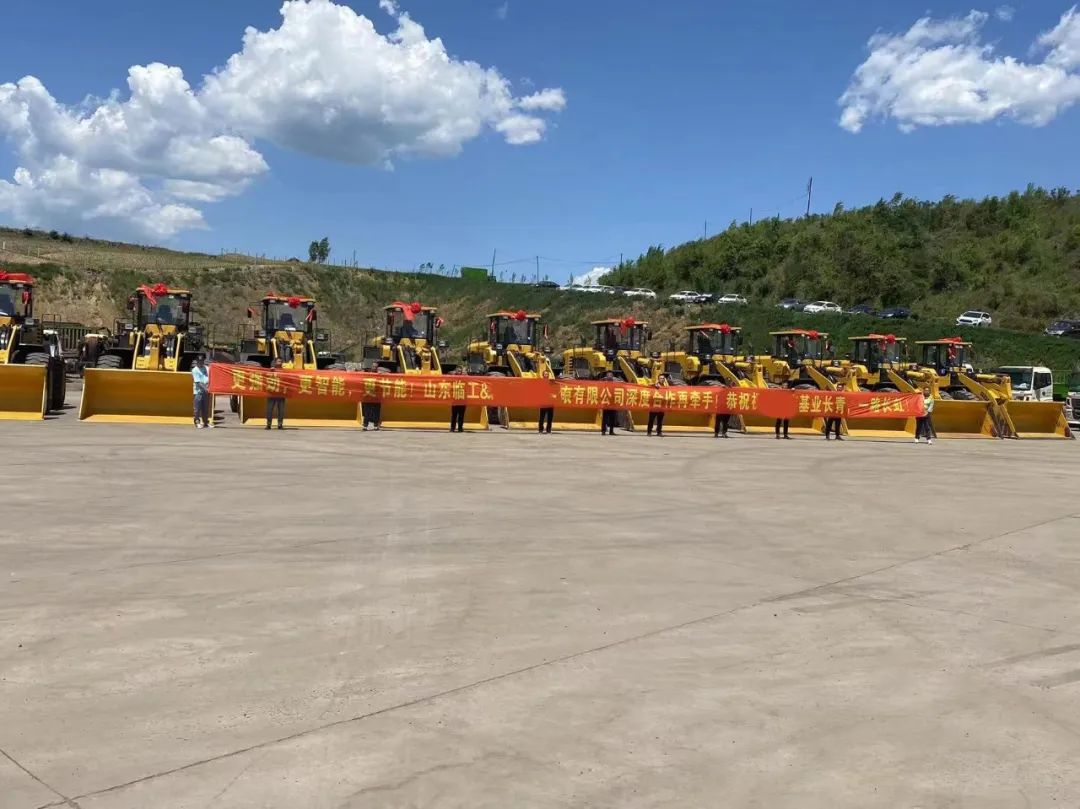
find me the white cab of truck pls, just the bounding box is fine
[999,366,1054,401]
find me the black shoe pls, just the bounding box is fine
[656,432,662,437]
[265,425,271,430]
[784,435,791,440]
[836,436,843,441]
[277,426,284,430]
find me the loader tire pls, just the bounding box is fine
[95,354,124,369]
[951,388,977,401]
[938,390,954,400]
[327,363,347,370]
[698,379,726,387]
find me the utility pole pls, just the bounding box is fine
[806,177,814,217]
[619,252,623,267]
[535,255,540,283]
[490,249,497,278]
[704,220,708,240]
[749,208,753,226]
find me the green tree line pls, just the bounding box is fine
[605,186,1080,332]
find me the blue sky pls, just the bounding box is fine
[0,0,1078,281]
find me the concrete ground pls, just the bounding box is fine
[3,402,1080,808]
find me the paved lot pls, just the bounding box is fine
[3,407,1080,808]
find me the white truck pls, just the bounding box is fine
[998,366,1055,401]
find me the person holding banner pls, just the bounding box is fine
[450,366,467,433]
[265,359,286,430]
[824,415,842,440]
[775,418,790,440]
[916,389,935,445]
[600,370,619,436]
[647,373,669,436]
[714,411,731,438]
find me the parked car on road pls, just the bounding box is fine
[956,310,992,327]
[1045,319,1080,336]
[776,298,804,310]
[624,287,657,299]
[802,301,842,314]
[878,306,912,320]
[847,303,877,316]
[716,293,748,305]
[669,290,703,303]
[695,293,718,304]
[532,280,559,289]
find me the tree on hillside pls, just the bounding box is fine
[308,241,320,263]
[318,237,330,264]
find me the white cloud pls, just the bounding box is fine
[0,0,565,239]
[839,5,1080,133]
[495,2,509,21]
[995,5,1015,22]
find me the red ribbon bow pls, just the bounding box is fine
[807,330,819,340]
[885,333,896,344]
[287,296,302,309]
[514,309,527,322]
[139,283,170,306]
[719,323,732,335]
[389,301,423,321]
[619,316,636,335]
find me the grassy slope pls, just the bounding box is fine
[3,226,1080,374]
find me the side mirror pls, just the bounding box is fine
[246,307,255,319]
[126,297,136,311]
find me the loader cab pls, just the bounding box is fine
[0,274,33,323]
[592,319,650,360]
[850,335,906,372]
[918,340,973,375]
[386,304,438,346]
[488,312,539,353]
[771,330,830,367]
[0,273,37,363]
[687,324,742,358]
[263,296,315,336]
[130,286,192,334]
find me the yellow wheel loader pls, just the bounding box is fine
[906,340,1070,439]
[79,284,206,424]
[653,323,759,433]
[557,318,652,431]
[754,330,843,435]
[0,271,67,419]
[361,302,487,430]
[233,294,358,427]
[994,366,1072,439]
[465,310,555,429]
[837,335,919,439]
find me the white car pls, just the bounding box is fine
[717,293,748,305]
[802,300,842,314]
[625,287,657,300]
[956,310,992,327]
[669,290,702,303]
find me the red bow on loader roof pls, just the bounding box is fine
[619,316,636,335]
[807,330,819,340]
[287,296,302,308]
[514,309,527,322]
[389,301,424,322]
[0,270,34,284]
[138,283,170,306]
[719,323,732,334]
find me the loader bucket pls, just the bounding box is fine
[0,364,47,420]
[741,413,824,436]
[655,411,715,434]
[844,416,917,440]
[499,406,546,430]
[80,368,197,424]
[548,408,603,431]
[377,402,489,431]
[928,400,998,439]
[237,395,360,428]
[1003,401,1073,439]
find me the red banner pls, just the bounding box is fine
[209,363,924,419]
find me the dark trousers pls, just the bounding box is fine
[362,402,381,428]
[601,410,618,434]
[775,419,790,438]
[916,415,933,440]
[193,390,210,425]
[647,411,664,435]
[824,417,842,438]
[450,405,466,432]
[538,408,553,433]
[266,397,285,428]
[714,413,731,437]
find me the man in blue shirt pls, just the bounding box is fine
[191,355,212,429]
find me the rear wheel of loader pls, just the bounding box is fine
[951,388,977,401]
[22,352,54,410]
[96,354,124,369]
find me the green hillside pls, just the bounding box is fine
[605,186,1080,333]
[3,205,1080,376]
